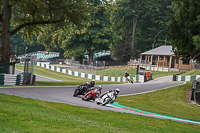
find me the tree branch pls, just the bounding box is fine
[10,20,63,36]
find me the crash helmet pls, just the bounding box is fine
[98,85,102,91]
[91,79,95,86]
[115,88,120,93]
[125,72,127,74]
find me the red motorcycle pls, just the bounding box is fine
[82,86,102,101]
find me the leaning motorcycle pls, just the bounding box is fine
[82,89,100,101]
[73,85,89,97]
[96,92,116,106]
[126,76,133,83]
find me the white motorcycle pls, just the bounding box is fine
[96,91,116,106]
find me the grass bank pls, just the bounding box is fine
[96,66,179,79]
[116,82,200,122]
[0,92,200,132]
[181,69,200,76]
[15,64,122,86]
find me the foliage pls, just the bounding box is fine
[10,32,45,55]
[112,0,173,59]
[0,0,91,62]
[111,35,132,62]
[38,0,113,64]
[168,0,200,61]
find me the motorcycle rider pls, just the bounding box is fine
[99,88,120,101]
[125,72,129,78]
[82,86,102,101]
[90,79,95,87]
[125,72,131,82]
[91,85,102,97]
[83,79,95,89]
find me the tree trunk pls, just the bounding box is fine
[88,49,94,65]
[1,0,11,62]
[131,16,137,60]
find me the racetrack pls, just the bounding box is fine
[2,76,198,125]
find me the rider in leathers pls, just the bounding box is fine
[99,88,120,103]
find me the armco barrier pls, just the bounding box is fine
[176,75,200,81]
[37,62,145,83]
[0,74,22,85]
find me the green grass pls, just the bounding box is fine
[150,71,179,79]
[96,66,180,79]
[15,64,181,86]
[96,66,136,77]
[15,64,122,86]
[116,82,200,122]
[2,65,200,132]
[181,69,200,76]
[0,92,200,132]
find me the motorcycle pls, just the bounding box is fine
[73,85,90,97]
[126,75,133,83]
[73,80,95,97]
[96,91,116,106]
[82,89,101,101]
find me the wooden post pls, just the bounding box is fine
[169,56,172,72]
[145,55,147,69]
[157,55,159,71]
[190,59,192,70]
[163,56,165,72]
[151,55,153,70]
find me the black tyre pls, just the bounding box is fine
[84,94,92,101]
[73,89,80,97]
[102,98,110,106]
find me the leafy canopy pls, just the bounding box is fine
[168,0,200,60]
[38,0,112,63]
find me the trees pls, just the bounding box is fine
[112,0,173,60]
[0,0,90,62]
[38,0,112,64]
[168,0,200,61]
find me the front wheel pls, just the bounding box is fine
[73,89,80,97]
[84,94,92,101]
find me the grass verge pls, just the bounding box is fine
[15,64,122,86]
[181,69,200,76]
[96,66,180,79]
[116,82,200,122]
[16,64,181,86]
[0,92,200,132]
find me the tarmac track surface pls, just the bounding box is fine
[2,77,199,125]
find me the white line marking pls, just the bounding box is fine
[119,82,186,97]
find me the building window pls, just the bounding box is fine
[176,57,179,64]
[182,58,190,65]
[167,58,170,63]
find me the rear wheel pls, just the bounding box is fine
[102,97,110,106]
